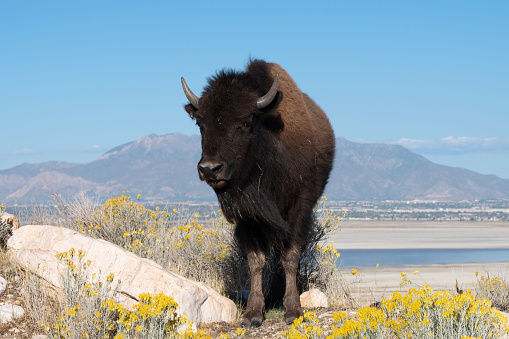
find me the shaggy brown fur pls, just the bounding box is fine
[182,59,335,327]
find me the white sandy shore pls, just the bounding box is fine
[328,220,509,304]
[329,220,509,249]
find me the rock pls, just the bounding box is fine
[300,288,329,308]
[31,335,49,339]
[318,311,336,319]
[0,304,25,323]
[0,276,6,296]
[7,225,237,325]
[1,213,20,230]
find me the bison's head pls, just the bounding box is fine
[181,69,280,190]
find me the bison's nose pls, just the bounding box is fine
[198,161,224,179]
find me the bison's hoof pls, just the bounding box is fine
[241,317,263,328]
[285,308,304,325]
[285,316,297,325]
[285,314,309,325]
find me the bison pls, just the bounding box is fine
[181,59,335,326]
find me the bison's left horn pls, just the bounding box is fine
[257,74,279,109]
[181,77,200,109]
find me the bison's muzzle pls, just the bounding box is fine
[198,159,229,189]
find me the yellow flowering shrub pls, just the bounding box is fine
[72,192,238,294]
[101,293,191,338]
[399,271,412,287]
[474,274,509,310]
[382,286,509,339]
[46,249,120,338]
[281,286,509,339]
[280,312,324,339]
[325,308,387,339]
[80,192,169,246]
[40,249,220,339]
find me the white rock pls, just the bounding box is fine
[300,288,329,308]
[31,335,49,339]
[0,276,6,296]
[7,225,237,325]
[0,304,25,323]
[318,311,336,319]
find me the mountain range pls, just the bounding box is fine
[1,133,509,204]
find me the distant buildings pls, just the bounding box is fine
[326,199,509,222]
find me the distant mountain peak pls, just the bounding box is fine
[1,133,508,203]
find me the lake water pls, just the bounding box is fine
[337,248,509,268]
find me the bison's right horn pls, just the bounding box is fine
[181,77,200,109]
[257,74,279,109]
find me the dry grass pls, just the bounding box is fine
[0,246,53,337]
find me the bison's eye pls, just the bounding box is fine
[242,121,252,129]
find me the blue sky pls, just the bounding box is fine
[1,1,508,179]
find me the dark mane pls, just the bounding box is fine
[203,60,275,98]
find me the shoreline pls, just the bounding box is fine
[327,221,509,304]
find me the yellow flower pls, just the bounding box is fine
[351,268,358,276]
[332,312,347,323]
[106,273,115,282]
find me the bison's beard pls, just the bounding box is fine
[215,181,290,246]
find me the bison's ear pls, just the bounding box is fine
[184,104,197,119]
[263,113,284,132]
[260,91,284,131]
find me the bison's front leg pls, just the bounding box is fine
[242,249,266,327]
[281,244,304,325]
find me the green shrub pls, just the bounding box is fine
[1,203,12,245]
